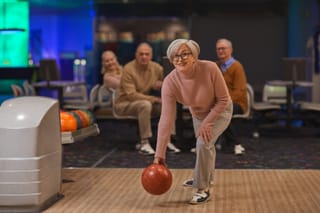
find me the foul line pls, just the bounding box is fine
[91,148,118,168]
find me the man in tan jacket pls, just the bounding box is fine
[114,42,180,155]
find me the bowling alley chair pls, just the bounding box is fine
[11,84,24,97]
[246,83,282,138]
[97,84,112,108]
[63,84,88,104]
[262,84,287,105]
[23,81,36,96]
[298,101,320,112]
[108,88,138,120]
[232,84,251,119]
[63,84,100,110]
[296,101,320,127]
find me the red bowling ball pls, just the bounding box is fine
[141,164,172,195]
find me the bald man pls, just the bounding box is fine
[114,42,180,155]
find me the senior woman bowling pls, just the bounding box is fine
[153,39,232,204]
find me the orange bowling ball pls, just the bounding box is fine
[72,110,89,128]
[68,111,82,129]
[141,164,172,195]
[82,110,95,125]
[59,111,77,132]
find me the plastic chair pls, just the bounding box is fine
[23,81,36,96]
[247,83,282,138]
[108,88,138,120]
[63,84,88,104]
[262,84,287,104]
[97,85,112,108]
[298,101,320,111]
[295,101,320,128]
[11,84,24,97]
[232,85,251,119]
[247,83,282,112]
[63,84,100,110]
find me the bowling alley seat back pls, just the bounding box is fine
[0,96,62,212]
[23,80,36,96]
[11,84,24,96]
[0,79,24,104]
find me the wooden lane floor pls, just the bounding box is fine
[44,168,320,213]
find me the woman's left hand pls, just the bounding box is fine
[153,157,166,166]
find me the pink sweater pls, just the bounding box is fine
[155,60,232,159]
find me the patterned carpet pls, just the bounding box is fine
[62,119,320,169]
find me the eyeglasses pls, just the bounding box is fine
[173,52,192,61]
[216,47,229,51]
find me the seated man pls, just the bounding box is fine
[114,42,180,155]
[215,38,247,155]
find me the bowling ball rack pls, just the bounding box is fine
[61,123,100,144]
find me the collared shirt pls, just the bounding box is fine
[220,57,235,73]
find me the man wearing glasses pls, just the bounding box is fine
[215,38,247,155]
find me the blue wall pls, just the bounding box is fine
[29,9,95,85]
[29,13,93,62]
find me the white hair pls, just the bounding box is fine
[166,39,200,62]
[216,38,233,48]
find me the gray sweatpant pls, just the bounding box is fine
[192,103,233,190]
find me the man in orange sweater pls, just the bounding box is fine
[215,38,247,155]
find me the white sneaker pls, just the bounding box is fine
[189,190,211,205]
[190,147,196,153]
[234,144,245,155]
[239,144,245,151]
[138,143,155,155]
[215,143,222,150]
[167,142,181,153]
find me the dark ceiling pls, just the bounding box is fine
[28,0,288,17]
